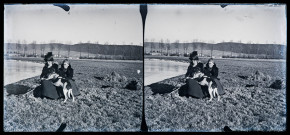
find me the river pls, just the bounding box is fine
[144,59,189,86]
[4,60,44,86]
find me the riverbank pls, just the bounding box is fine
[145,58,286,131]
[5,56,143,64]
[144,55,286,63]
[4,59,143,131]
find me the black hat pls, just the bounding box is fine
[189,51,199,60]
[44,52,54,62]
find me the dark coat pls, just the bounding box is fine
[185,62,203,78]
[58,66,80,96]
[58,67,74,80]
[40,63,59,79]
[204,64,219,79]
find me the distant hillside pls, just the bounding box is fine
[4,43,143,60]
[144,42,286,59]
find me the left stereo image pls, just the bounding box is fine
[3,4,144,132]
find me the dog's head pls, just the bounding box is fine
[46,69,59,80]
[192,67,204,79]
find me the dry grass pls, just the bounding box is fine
[145,58,286,131]
[4,58,143,132]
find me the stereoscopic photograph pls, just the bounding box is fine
[4,4,143,131]
[144,4,286,131]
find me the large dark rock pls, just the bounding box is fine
[125,80,141,90]
[269,80,283,89]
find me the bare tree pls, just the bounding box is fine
[192,40,196,53]
[16,40,21,55]
[184,41,188,55]
[151,39,155,53]
[174,40,179,55]
[57,43,62,58]
[87,40,90,58]
[210,40,215,57]
[49,40,55,54]
[22,40,27,57]
[40,42,46,57]
[200,43,204,57]
[159,39,164,55]
[31,41,37,57]
[95,41,99,57]
[230,40,233,57]
[166,39,170,56]
[23,45,27,57]
[79,41,82,58]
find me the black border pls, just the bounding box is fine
[2,1,288,134]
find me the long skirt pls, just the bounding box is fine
[41,79,80,99]
[186,79,209,98]
[41,80,64,99]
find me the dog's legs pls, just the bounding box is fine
[208,87,213,101]
[214,88,220,101]
[63,83,68,103]
[69,89,75,102]
[63,89,68,102]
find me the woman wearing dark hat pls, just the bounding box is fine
[58,59,80,96]
[203,58,225,95]
[184,51,209,98]
[40,52,63,99]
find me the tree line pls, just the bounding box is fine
[144,40,286,59]
[4,42,143,60]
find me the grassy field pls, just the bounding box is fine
[145,57,286,131]
[4,57,143,132]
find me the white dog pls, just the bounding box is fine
[46,72,75,102]
[192,69,220,101]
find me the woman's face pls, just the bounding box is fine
[47,61,53,67]
[63,62,69,69]
[208,61,214,68]
[192,60,198,67]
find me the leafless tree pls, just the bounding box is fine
[22,40,27,56]
[49,40,55,54]
[174,40,179,55]
[159,39,164,55]
[31,41,37,56]
[16,40,21,55]
[79,41,82,58]
[87,41,91,58]
[166,39,170,56]
[40,42,46,57]
[151,39,155,53]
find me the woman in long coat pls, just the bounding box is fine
[203,58,225,95]
[58,59,80,96]
[184,51,209,98]
[40,52,64,99]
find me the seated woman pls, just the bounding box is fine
[58,59,80,96]
[203,58,225,95]
[184,51,209,98]
[40,52,63,99]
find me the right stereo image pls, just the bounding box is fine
[144,4,286,132]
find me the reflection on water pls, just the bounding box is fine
[145,59,189,86]
[4,60,44,86]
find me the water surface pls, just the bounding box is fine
[144,59,189,86]
[4,60,44,86]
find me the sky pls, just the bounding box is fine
[4,4,287,46]
[145,4,287,45]
[4,4,143,45]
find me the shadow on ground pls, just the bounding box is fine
[4,84,30,95]
[148,83,175,95]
